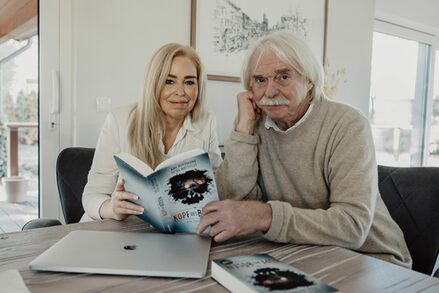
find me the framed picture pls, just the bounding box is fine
[191,0,328,82]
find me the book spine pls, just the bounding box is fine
[211,262,256,293]
[149,176,174,233]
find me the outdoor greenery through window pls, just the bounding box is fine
[0,35,38,194]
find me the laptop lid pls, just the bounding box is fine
[30,230,211,278]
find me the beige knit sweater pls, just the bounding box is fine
[216,96,412,268]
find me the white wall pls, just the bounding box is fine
[65,0,192,147]
[325,0,375,115]
[375,0,439,32]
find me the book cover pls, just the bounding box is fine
[113,149,219,234]
[212,254,338,293]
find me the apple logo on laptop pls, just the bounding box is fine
[124,244,136,250]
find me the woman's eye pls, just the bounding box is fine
[185,80,196,86]
[165,79,174,85]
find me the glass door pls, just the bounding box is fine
[0,24,38,231]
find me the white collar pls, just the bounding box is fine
[264,103,314,133]
[182,114,195,132]
[159,115,195,154]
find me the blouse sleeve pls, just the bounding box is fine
[82,111,121,220]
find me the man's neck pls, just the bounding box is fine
[275,102,310,131]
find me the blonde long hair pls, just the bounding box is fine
[128,43,206,168]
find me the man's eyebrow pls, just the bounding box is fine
[274,68,292,74]
[252,68,292,78]
[252,74,266,78]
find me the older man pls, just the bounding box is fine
[197,31,412,267]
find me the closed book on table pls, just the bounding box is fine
[211,253,338,292]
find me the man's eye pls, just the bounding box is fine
[254,77,266,84]
[165,79,174,85]
[277,74,290,82]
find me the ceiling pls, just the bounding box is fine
[0,0,37,44]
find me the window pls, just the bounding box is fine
[369,20,437,167]
[0,35,38,230]
[427,50,439,166]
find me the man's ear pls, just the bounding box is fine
[307,80,313,92]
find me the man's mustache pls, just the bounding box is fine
[257,96,290,106]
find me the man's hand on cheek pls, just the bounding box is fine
[236,91,260,134]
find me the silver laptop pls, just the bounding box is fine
[30,230,211,278]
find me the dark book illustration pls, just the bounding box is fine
[212,254,338,292]
[113,149,218,234]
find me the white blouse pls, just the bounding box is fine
[81,104,222,221]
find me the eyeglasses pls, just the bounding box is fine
[251,70,296,91]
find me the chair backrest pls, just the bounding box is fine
[378,165,439,276]
[56,147,95,224]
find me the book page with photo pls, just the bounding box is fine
[114,149,218,234]
[212,254,338,292]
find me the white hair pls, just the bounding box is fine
[241,31,324,101]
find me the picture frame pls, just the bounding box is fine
[191,0,328,82]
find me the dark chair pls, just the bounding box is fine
[378,165,439,276]
[56,147,95,223]
[22,147,95,229]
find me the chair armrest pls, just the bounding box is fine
[22,218,62,230]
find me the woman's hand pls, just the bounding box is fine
[235,91,260,134]
[99,180,144,220]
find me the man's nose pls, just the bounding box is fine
[264,79,279,98]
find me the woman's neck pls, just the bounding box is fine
[163,116,185,154]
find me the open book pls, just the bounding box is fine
[114,149,219,234]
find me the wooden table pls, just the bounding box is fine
[1,218,438,293]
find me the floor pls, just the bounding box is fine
[0,180,38,233]
[0,143,39,233]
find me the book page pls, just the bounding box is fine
[156,148,205,171]
[114,152,154,177]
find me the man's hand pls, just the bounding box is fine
[99,180,144,220]
[235,91,261,134]
[196,199,272,242]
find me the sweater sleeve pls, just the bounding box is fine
[264,115,378,249]
[82,112,121,220]
[207,115,223,170]
[215,130,264,201]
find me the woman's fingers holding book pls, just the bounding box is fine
[115,179,125,191]
[110,189,144,219]
[113,190,139,201]
[117,199,144,214]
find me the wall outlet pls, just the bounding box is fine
[96,96,111,113]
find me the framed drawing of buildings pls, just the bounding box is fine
[191,0,328,82]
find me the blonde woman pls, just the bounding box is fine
[81,43,222,221]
